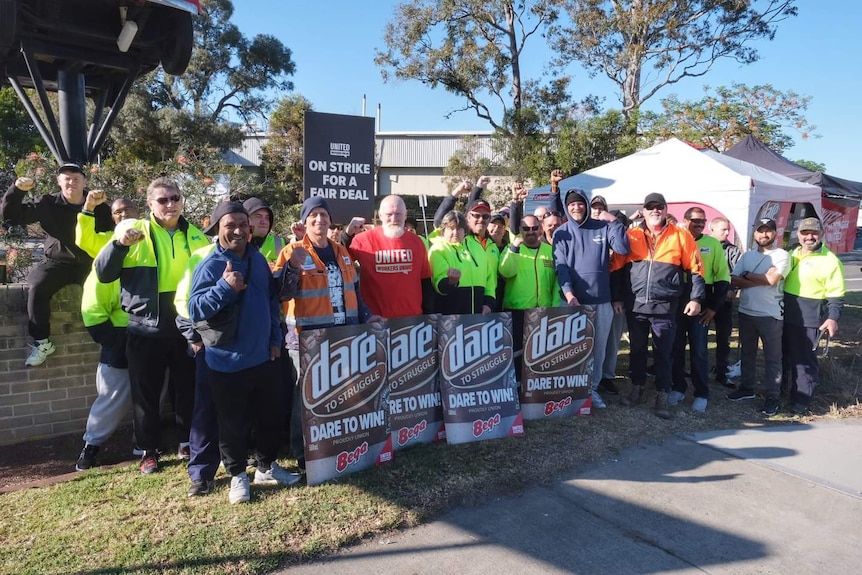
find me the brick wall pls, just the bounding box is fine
[0,283,103,445]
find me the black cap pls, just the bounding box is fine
[203,201,248,235]
[756,218,777,231]
[564,188,588,206]
[591,194,608,208]
[466,199,491,213]
[242,197,274,222]
[57,162,85,176]
[489,212,506,224]
[643,192,667,207]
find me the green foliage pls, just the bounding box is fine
[376,1,563,134]
[549,0,798,115]
[107,0,296,163]
[0,87,44,171]
[793,158,827,173]
[553,109,640,175]
[641,83,817,153]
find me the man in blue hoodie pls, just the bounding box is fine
[189,202,300,504]
[553,188,630,409]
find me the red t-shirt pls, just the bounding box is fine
[349,228,431,318]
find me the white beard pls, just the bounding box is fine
[383,223,405,239]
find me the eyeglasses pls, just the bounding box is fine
[644,203,665,210]
[154,195,182,205]
[542,211,562,219]
[520,226,540,232]
[469,212,490,220]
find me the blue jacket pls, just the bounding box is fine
[188,243,282,373]
[553,214,629,305]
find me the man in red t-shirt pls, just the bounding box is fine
[349,195,434,318]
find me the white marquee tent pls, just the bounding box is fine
[529,138,821,250]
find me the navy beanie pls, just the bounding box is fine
[300,196,331,223]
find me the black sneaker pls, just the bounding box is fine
[140,452,159,475]
[76,444,100,471]
[598,378,620,395]
[760,396,780,416]
[187,479,215,497]
[726,389,756,401]
[790,402,810,416]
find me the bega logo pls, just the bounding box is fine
[388,321,436,396]
[440,321,513,388]
[396,419,428,446]
[472,414,501,437]
[303,332,388,417]
[335,441,368,473]
[544,396,572,416]
[524,313,594,374]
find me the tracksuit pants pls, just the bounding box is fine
[783,324,820,407]
[27,259,89,340]
[601,309,628,380]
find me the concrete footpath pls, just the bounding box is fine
[279,420,862,574]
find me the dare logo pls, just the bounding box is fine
[388,320,437,396]
[524,312,594,374]
[440,320,513,389]
[302,330,388,418]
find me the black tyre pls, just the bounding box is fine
[161,10,193,76]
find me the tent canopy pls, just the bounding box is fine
[529,138,821,250]
[724,135,862,199]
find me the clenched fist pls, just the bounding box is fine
[289,246,309,269]
[15,177,35,192]
[447,267,461,285]
[119,228,144,247]
[550,169,564,187]
[84,190,107,211]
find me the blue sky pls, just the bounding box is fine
[232,1,862,181]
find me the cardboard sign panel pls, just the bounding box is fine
[303,111,375,223]
[520,306,596,419]
[438,313,524,444]
[387,315,445,450]
[300,323,393,486]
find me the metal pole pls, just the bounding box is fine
[58,69,87,163]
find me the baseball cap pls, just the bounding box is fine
[489,212,506,224]
[797,217,822,232]
[57,162,85,176]
[643,193,667,207]
[756,218,777,231]
[591,194,608,209]
[202,201,248,235]
[466,199,491,214]
[242,197,274,223]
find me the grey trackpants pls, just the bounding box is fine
[82,364,132,446]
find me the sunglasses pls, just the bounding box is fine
[154,195,182,205]
[469,212,490,220]
[520,225,540,232]
[644,203,665,210]
[688,218,706,224]
[542,211,562,219]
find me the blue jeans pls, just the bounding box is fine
[187,350,219,483]
[672,313,709,399]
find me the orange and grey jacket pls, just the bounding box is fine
[611,222,705,315]
[274,236,373,349]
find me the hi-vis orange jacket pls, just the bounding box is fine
[273,236,361,332]
[610,222,705,315]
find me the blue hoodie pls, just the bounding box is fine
[553,190,630,304]
[188,243,282,373]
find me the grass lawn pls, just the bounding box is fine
[2,293,860,575]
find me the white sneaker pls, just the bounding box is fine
[668,391,686,406]
[229,472,250,504]
[691,397,708,413]
[25,339,56,367]
[590,390,607,409]
[254,461,302,487]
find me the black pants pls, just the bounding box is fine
[27,259,90,340]
[713,299,734,380]
[506,309,525,383]
[210,359,285,477]
[783,324,819,407]
[126,332,196,452]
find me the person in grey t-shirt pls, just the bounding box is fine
[726,218,790,416]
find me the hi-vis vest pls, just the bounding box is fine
[275,236,359,330]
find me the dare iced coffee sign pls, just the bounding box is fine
[300,323,393,486]
[438,313,524,445]
[521,306,596,419]
[387,316,445,450]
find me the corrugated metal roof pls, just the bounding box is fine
[225,131,498,169]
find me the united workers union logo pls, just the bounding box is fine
[524,312,594,374]
[302,330,388,418]
[440,320,512,389]
[388,321,437,397]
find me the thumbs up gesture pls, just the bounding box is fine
[222,260,246,292]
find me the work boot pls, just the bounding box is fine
[620,385,646,406]
[654,391,671,420]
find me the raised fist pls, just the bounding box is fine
[15,177,35,192]
[550,169,564,185]
[84,189,107,211]
[119,228,144,247]
[476,175,492,188]
[290,221,306,241]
